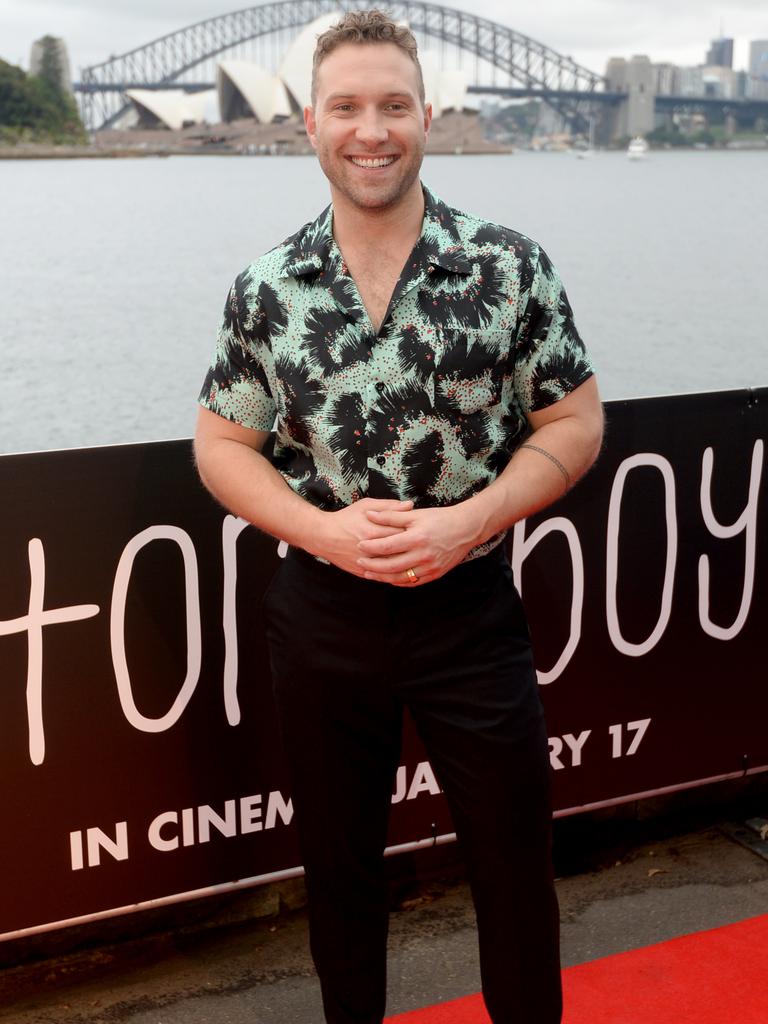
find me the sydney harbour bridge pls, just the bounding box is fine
[74,0,768,137]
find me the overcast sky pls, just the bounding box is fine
[1,0,767,76]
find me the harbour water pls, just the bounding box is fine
[1,149,766,455]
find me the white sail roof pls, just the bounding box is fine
[218,60,291,123]
[420,52,469,117]
[125,89,216,130]
[279,12,342,109]
[437,68,468,113]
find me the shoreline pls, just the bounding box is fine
[2,141,766,160]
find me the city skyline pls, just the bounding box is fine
[1,0,767,78]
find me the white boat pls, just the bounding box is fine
[575,116,596,158]
[627,136,649,160]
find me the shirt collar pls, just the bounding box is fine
[281,203,336,279]
[419,184,473,275]
[280,183,473,280]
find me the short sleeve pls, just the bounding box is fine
[513,247,594,413]
[197,272,277,431]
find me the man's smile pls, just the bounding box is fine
[346,155,400,168]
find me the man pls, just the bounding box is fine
[195,10,603,1024]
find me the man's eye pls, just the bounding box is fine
[335,104,354,112]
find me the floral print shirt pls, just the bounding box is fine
[199,183,594,559]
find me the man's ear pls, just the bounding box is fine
[304,105,318,148]
[423,101,433,138]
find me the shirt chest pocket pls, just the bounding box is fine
[431,329,511,416]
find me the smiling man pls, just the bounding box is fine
[195,10,603,1024]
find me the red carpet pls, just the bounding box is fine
[385,913,768,1023]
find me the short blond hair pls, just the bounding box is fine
[311,9,425,106]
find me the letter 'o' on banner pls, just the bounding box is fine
[512,516,584,685]
[110,526,202,731]
[606,454,677,657]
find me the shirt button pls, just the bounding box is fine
[376,456,386,466]
[375,381,385,393]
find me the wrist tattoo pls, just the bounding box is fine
[519,443,572,489]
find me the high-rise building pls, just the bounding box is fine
[653,63,677,96]
[676,66,705,98]
[29,35,73,93]
[750,40,768,80]
[604,55,655,137]
[706,37,734,68]
[701,65,740,99]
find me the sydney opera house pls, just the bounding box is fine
[123,13,470,132]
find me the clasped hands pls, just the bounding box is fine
[315,497,480,587]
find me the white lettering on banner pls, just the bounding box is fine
[511,517,584,685]
[222,515,250,727]
[406,761,442,800]
[0,538,99,766]
[5,441,764,769]
[548,730,592,769]
[70,830,84,870]
[143,792,291,859]
[69,823,129,869]
[550,719,652,770]
[265,790,293,830]
[606,454,678,657]
[698,441,764,641]
[198,800,237,843]
[181,807,195,847]
[391,762,444,803]
[148,812,179,852]
[240,794,263,833]
[608,718,652,759]
[73,793,293,869]
[110,526,202,732]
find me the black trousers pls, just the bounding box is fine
[262,544,562,1024]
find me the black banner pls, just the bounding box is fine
[1,388,766,939]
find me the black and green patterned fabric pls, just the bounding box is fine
[199,184,594,557]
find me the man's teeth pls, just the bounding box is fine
[350,156,396,167]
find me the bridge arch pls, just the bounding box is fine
[79,0,605,131]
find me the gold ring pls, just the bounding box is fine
[405,567,419,583]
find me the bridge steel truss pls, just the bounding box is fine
[77,0,605,131]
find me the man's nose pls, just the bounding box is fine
[355,112,388,146]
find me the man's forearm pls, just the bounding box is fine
[195,437,324,551]
[460,414,603,547]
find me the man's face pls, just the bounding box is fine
[304,42,432,213]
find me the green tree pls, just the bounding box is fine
[0,44,86,144]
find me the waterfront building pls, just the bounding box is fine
[604,55,655,138]
[700,65,741,100]
[706,37,734,69]
[125,89,217,130]
[217,62,292,123]
[746,75,768,100]
[29,36,72,93]
[276,12,341,111]
[652,63,677,97]
[675,65,705,98]
[749,40,768,80]
[122,11,467,131]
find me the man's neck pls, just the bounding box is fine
[331,181,425,255]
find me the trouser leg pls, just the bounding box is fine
[263,554,402,1024]
[399,555,562,1024]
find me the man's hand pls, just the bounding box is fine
[354,378,604,588]
[355,505,480,586]
[312,498,415,577]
